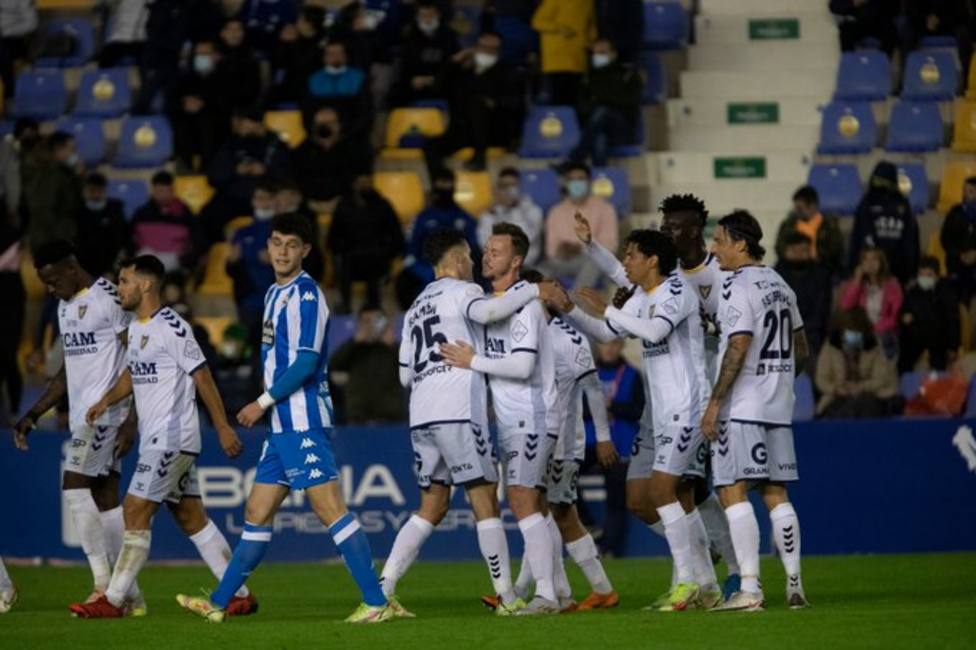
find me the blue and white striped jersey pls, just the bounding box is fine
[261,271,334,433]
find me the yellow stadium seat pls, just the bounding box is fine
[37,0,94,7]
[174,175,214,215]
[951,101,976,153]
[449,147,506,162]
[380,108,446,159]
[224,215,254,239]
[454,171,493,217]
[374,171,425,224]
[198,243,233,296]
[21,251,45,300]
[194,316,234,346]
[318,213,332,233]
[938,160,976,214]
[968,53,976,99]
[264,110,306,148]
[926,231,946,275]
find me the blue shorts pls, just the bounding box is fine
[255,429,339,490]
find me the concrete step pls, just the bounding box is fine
[688,41,839,72]
[700,0,820,16]
[667,97,826,128]
[668,124,819,153]
[680,70,834,99]
[695,12,837,46]
[650,180,800,212]
[654,152,812,185]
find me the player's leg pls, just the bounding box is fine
[380,483,449,601]
[554,503,618,610]
[648,470,699,611]
[677,481,721,607]
[539,460,576,609]
[92,470,145,614]
[0,556,15,613]
[467,481,520,609]
[692,475,741,597]
[762,426,805,608]
[91,493,159,614]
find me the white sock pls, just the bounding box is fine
[770,502,802,591]
[518,513,556,602]
[565,534,612,594]
[657,502,694,584]
[380,514,434,597]
[190,520,249,598]
[64,489,111,590]
[106,530,151,606]
[514,555,533,599]
[0,557,11,591]
[725,502,761,594]
[648,520,677,587]
[545,514,572,600]
[698,493,740,575]
[476,518,516,603]
[686,508,719,590]
[100,507,143,603]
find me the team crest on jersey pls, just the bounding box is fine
[699,285,712,300]
[575,348,592,367]
[140,335,149,349]
[511,320,528,343]
[726,306,742,329]
[663,297,678,315]
[78,305,88,319]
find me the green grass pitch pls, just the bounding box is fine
[1,553,974,649]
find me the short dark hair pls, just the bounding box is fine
[792,185,819,206]
[85,171,108,188]
[325,40,347,52]
[13,118,38,139]
[48,131,74,150]
[271,212,314,245]
[423,229,468,265]
[919,255,941,273]
[151,170,174,186]
[659,193,707,227]
[965,176,976,187]
[491,222,530,260]
[254,178,277,195]
[718,209,766,259]
[519,268,544,284]
[276,178,302,194]
[121,255,166,283]
[625,229,677,275]
[561,161,591,178]
[33,239,77,269]
[498,167,520,181]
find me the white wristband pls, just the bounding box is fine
[257,392,275,410]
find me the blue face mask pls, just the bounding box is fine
[842,329,863,350]
[567,179,589,199]
[193,54,215,75]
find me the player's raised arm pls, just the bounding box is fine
[13,364,68,451]
[462,279,540,324]
[575,212,629,288]
[85,368,133,426]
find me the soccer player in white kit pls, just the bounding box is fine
[0,556,14,613]
[68,255,249,619]
[440,223,561,615]
[702,210,810,612]
[380,230,553,616]
[14,240,144,611]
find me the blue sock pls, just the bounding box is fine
[211,523,272,609]
[330,513,386,607]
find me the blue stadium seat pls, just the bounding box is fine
[964,377,976,418]
[74,68,132,118]
[592,167,631,216]
[884,100,944,153]
[0,122,12,138]
[793,373,815,421]
[902,51,959,101]
[56,117,106,167]
[452,5,482,49]
[12,70,67,120]
[518,106,580,158]
[807,164,863,216]
[834,51,891,101]
[642,1,688,50]
[113,116,173,168]
[920,35,957,50]
[410,98,449,111]
[35,17,96,67]
[107,178,149,220]
[899,371,925,400]
[897,162,930,213]
[520,167,561,213]
[609,112,645,158]
[640,51,666,105]
[816,101,877,154]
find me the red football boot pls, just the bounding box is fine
[69,594,125,619]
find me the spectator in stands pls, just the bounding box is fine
[306,40,372,139]
[905,0,974,81]
[226,180,277,351]
[0,118,39,222]
[76,172,129,279]
[478,167,543,268]
[594,0,644,64]
[0,0,37,99]
[775,231,832,357]
[543,162,618,287]
[168,39,234,170]
[775,184,845,278]
[130,171,205,272]
[532,0,596,105]
[328,0,394,110]
[98,0,150,68]
[237,0,299,55]
[23,132,83,250]
[829,0,899,54]
[422,31,524,173]
[330,306,406,424]
[389,0,459,107]
[0,219,24,420]
[816,306,899,418]
[840,247,903,358]
[567,38,642,168]
[328,172,405,314]
[270,5,327,105]
[215,19,263,112]
[849,160,919,285]
[899,255,961,373]
[940,176,976,305]
[292,106,371,209]
[481,0,539,65]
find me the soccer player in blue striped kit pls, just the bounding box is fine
[178,213,392,623]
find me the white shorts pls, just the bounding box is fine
[65,424,121,478]
[545,458,580,505]
[500,429,557,489]
[711,421,799,488]
[410,421,498,488]
[627,424,706,480]
[127,450,201,504]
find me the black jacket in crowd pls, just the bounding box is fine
[849,162,919,284]
[774,259,833,356]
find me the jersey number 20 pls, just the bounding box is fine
[760,308,793,360]
[411,316,447,372]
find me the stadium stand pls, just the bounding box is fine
[816,101,877,155]
[73,68,131,117]
[807,163,863,217]
[833,50,892,102]
[884,100,944,153]
[112,116,173,168]
[12,69,67,119]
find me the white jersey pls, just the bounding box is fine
[678,252,724,320]
[127,307,206,453]
[59,278,132,429]
[399,277,489,429]
[607,274,709,432]
[717,265,803,426]
[549,317,596,461]
[482,296,557,434]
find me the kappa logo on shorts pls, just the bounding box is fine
[308,468,324,480]
[300,437,317,449]
[304,453,321,465]
[751,442,768,464]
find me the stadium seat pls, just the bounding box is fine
[35,17,95,67]
[174,175,214,215]
[381,107,446,159]
[198,243,234,296]
[454,171,492,216]
[964,377,976,418]
[642,1,688,50]
[451,5,481,49]
[194,316,234,347]
[224,215,254,239]
[899,371,925,400]
[74,68,131,118]
[807,164,863,216]
[938,160,976,213]
[106,178,149,220]
[926,231,946,274]
[113,116,173,168]
[816,101,877,154]
[793,373,815,421]
[12,70,67,120]
[951,100,976,152]
[263,110,306,148]
[592,167,631,216]
[56,117,106,167]
[967,53,976,99]
[897,163,929,214]
[902,51,959,102]
[608,112,645,158]
[884,100,943,152]
[518,106,580,158]
[639,51,666,105]
[834,51,891,101]
[520,167,561,213]
[373,171,425,224]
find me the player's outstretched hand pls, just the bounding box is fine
[538,280,571,311]
[439,340,475,369]
[236,401,266,428]
[612,285,635,309]
[12,415,34,451]
[575,287,608,317]
[596,441,619,469]
[86,400,108,427]
[217,424,243,458]
[573,211,592,244]
[701,400,721,442]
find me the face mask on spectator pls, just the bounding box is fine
[254,207,275,221]
[592,53,611,68]
[842,329,863,351]
[65,152,79,167]
[326,64,347,75]
[359,12,379,31]
[504,185,520,201]
[194,54,215,75]
[917,275,937,291]
[567,179,589,199]
[85,198,107,211]
[474,52,498,71]
[418,19,439,35]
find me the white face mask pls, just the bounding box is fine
[917,275,937,291]
[474,52,498,71]
[326,64,347,75]
[592,53,611,68]
[418,19,439,34]
[254,207,275,221]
